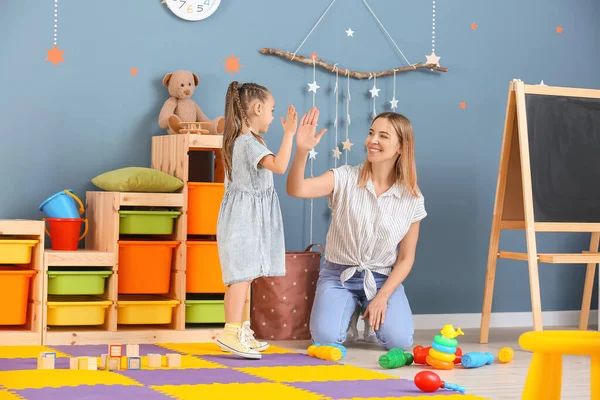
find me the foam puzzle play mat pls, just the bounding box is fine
[0,342,492,399]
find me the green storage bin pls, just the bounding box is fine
[47,270,112,295]
[119,211,182,235]
[185,300,225,323]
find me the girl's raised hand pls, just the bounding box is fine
[296,107,327,152]
[280,105,298,136]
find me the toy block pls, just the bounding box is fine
[128,357,141,370]
[70,357,79,370]
[37,356,55,369]
[106,357,120,371]
[126,344,139,357]
[40,351,56,360]
[100,354,108,369]
[147,353,162,368]
[78,358,88,369]
[166,353,181,368]
[109,344,123,357]
[120,356,128,370]
[87,357,98,371]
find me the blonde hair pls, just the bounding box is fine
[222,81,270,180]
[359,112,421,197]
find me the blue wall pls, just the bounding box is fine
[1,0,598,315]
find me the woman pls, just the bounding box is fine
[286,107,426,350]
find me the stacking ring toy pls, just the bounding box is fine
[431,342,456,354]
[433,334,458,347]
[428,348,456,363]
[426,355,454,370]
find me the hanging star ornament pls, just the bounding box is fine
[425,51,441,67]
[342,138,354,151]
[224,53,242,74]
[389,97,398,110]
[308,81,320,93]
[309,148,318,159]
[345,28,354,37]
[369,85,380,98]
[45,45,64,66]
[332,147,342,159]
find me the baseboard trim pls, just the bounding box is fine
[356,310,599,331]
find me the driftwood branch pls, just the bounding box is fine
[259,48,448,79]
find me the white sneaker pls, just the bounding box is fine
[216,324,262,359]
[363,319,379,343]
[242,321,269,352]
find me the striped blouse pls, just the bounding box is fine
[325,164,427,300]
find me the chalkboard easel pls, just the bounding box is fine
[479,80,600,343]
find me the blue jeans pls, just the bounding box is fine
[309,260,414,350]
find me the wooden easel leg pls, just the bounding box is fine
[579,232,599,330]
[480,220,501,344]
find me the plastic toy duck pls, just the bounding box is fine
[440,324,464,339]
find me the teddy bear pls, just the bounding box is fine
[158,70,225,135]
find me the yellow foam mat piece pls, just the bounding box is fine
[340,396,490,400]
[0,346,69,359]
[0,370,143,390]
[138,354,226,370]
[236,364,399,383]
[157,342,295,356]
[0,390,23,400]
[151,382,328,400]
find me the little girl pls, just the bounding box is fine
[215,81,298,359]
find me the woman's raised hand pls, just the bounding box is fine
[296,107,327,153]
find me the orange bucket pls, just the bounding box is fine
[118,241,179,294]
[186,241,226,293]
[187,183,224,235]
[44,218,88,251]
[0,267,37,325]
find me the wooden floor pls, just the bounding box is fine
[275,325,599,399]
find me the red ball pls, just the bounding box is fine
[414,371,442,393]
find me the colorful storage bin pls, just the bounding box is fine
[47,270,112,295]
[0,267,37,325]
[117,241,178,294]
[46,296,112,326]
[118,210,182,235]
[186,241,226,293]
[117,295,179,324]
[187,182,224,235]
[185,300,225,323]
[0,239,38,265]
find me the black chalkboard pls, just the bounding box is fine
[525,93,600,222]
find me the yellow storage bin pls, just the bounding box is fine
[0,239,39,264]
[117,295,179,325]
[46,296,112,326]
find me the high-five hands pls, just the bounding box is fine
[296,107,327,152]
[281,105,298,136]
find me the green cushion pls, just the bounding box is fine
[91,167,184,193]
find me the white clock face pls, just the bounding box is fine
[166,0,221,21]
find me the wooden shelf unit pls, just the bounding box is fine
[43,250,116,345]
[0,220,44,345]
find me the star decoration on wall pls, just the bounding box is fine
[555,26,563,34]
[369,85,380,98]
[538,80,547,86]
[332,147,342,159]
[460,101,467,109]
[471,22,478,30]
[342,138,354,151]
[308,81,320,93]
[309,149,318,159]
[310,52,318,59]
[345,28,354,37]
[389,97,398,110]
[425,51,441,66]
[224,53,242,74]
[45,45,64,66]
[130,67,138,76]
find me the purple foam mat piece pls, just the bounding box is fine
[14,384,173,400]
[0,357,71,371]
[50,344,172,358]
[199,353,339,368]
[289,378,461,398]
[116,367,268,386]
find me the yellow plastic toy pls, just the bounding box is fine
[519,330,600,400]
[307,344,343,361]
[498,347,514,363]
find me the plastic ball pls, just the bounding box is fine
[414,370,442,393]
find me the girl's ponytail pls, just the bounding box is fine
[222,81,241,180]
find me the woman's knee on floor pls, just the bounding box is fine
[310,320,347,345]
[378,329,414,350]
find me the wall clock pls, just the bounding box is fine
[166,0,221,21]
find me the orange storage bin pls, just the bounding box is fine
[187,182,224,235]
[117,241,178,294]
[0,267,37,325]
[186,241,226,293]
